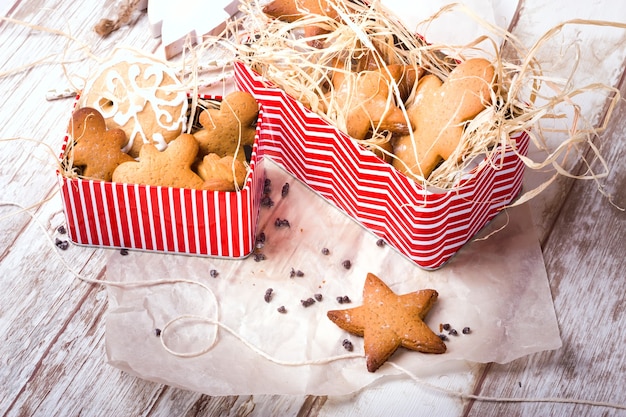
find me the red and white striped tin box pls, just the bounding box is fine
[57,95,264,258]
[235,61,529,269]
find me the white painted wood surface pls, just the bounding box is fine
[0,1,624,416]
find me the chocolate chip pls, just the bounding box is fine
[448,329,458,336]
[264,288,273,303]
[274,218,290,228]
[438,334,449,342]
[281,182,290,197]
[442,323,451,331]
[462,327,471,335]
[261,195,274,208]
[288,268,304,278]
[314,293,323,302]
[264,178,272,194]
[120,248,129,256]
[376,238,385,247]
[254,252,267,262]
[342,339,353,351]
[301,298,315,307]
[255,232,266,249]
[321,247,330,255]
[154,328,162,337]
[57,225,67,234]
[341,260,352,269]
[209,269,219,278]
[289,268,304,278]
[277,306,287,313]
[55,238,69,250]
[336,295,351,304]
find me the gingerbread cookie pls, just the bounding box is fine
[193,91,258,162]
[327,63,415,141]
[263,0,340,48]
[112,133,204,189]
[197,153,248,192]
[327,272,446,373]
[79,49,188,158]
[392,58,494,180]
[68,107,133,181]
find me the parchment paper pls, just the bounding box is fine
[105,159,561,396]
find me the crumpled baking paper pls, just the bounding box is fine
[104,159,561,396]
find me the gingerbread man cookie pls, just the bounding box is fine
[112,133,204,189]
[327,273,446,373]
[392,58,494,180]
[196,153,248,192]
[193,91,259,162]
[328,63,416,141]
[68,107,133,181]
[80,49,188,158]
[263,0,340,48]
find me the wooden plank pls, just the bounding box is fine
[464,61,626,417]
[0,2,189,417]
[504,0,626,242]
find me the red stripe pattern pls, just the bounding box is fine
[235,62,529,269]
[57,95,264,258]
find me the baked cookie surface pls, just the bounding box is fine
[327,272,446,372]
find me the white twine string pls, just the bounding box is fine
[3,198,626,412]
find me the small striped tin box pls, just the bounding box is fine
[235,62,529,269]
[57,95,264,258]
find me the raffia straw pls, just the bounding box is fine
[226,0,623,199]
[94,0,142,37]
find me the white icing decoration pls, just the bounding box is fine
[152,133,168,151]
[81,49,188,153]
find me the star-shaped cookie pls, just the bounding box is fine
[327,273,446,372]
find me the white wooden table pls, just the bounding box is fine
[1,1,625,416]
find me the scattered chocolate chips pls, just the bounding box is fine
[281,182,290,197]
[289,268,305,278]
[274,218,290,228]
[314,293,323,302]
[57,225,67,234]
[321,247,330,255]
[342,339,353,351]
[154,328,162,337]
[120,248,129,256]
[439,323,472,339]
[209,269,219,278]
[336,295,351,304]
[277,306,287,314]
[301,297,316,307]
[55,238,69,250]
[260,195,274,208]
[376,238,385,247]
[341,259,352,269]
[264,288,273,303]
[255,232,266,249]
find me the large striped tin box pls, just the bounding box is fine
[57,95,264,258]
[235,62,529,269]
